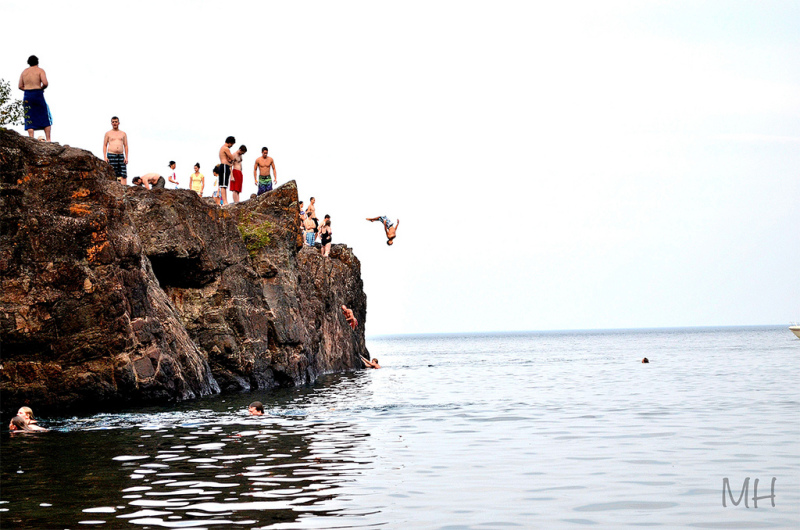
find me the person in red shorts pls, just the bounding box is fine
[230,144,247,203]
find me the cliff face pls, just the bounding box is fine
[0,129,368,414]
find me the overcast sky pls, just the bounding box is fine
[3,1,799,336]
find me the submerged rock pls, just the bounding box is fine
[0,129,368,414]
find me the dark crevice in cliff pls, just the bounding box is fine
[149,255,214,289]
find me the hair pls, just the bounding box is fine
[18,406,33,420]
[324,219,331,227]
[132,176,143,184]
[213,165,220,175]
[249,401,264,413]
[239,145,247,153]
[298,201,304,206]
[387,240,393,245]
[261,147,268,152]
[27,55,39,66]
[111,116,119,121]
[324,214,330,219]
[169,161,175,166]
[194,163,200,169]
[10,416,28,430]
[372,358,379,364]
[225,136,236,144]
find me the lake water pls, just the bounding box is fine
[1,326,798,529]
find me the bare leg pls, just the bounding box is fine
[44,126,51,142]
[219,188,228,205]
[232,191,240,203]
[27,129,35,138]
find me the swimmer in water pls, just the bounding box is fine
[642,357,650,363]
[17,406,37,425]
[248,401,264,415]
[360,357,381,369]
[9,416,47,431]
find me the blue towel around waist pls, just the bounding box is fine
[23,89,53,131]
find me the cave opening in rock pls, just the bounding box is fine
[148,255,213,289]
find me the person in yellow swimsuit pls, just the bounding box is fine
[189,163,204,195]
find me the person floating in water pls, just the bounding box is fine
[367,216,399,245]
[341,305,358,329]
[19,55,52,142]
[360,357,381,369]
[248,401,264,415]
[642,357,650,363]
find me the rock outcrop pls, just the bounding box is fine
[0,129,368,414]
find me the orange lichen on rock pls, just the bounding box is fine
[70,203,92,217]
[72,188,91,199]
[86,241,110,263]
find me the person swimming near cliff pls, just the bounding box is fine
[9,416,47,432]
[360,357,381,369]
[248,402,264,415]
[366,216,399,245]
[17,406,38,426]
[642,357,650,363]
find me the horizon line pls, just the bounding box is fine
[365,323,789,339]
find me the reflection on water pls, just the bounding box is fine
[1,373,383,529]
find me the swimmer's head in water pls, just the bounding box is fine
[372,359,378,364]
[17,406,33,421]
[9,416,28,431]
[248,401,264,415]
[642,357,649,363]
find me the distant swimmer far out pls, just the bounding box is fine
[254,147,277,195]
[19,55,52,141]
[248,402,264,415]
[367,216,400,245]
[642,357,650,363]
[103,116,129,184]
[360,357,381,369]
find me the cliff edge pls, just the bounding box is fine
[0,129,368,414]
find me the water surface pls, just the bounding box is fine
[2,327,798,528]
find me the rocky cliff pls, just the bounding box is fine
[0,129,368,415]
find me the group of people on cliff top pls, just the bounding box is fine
[19,55,400,247]
[104,121,277,207]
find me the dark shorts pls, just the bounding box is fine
[218,164,231,188]
[107,153,127,179]
[257,181,273,195]
[152,176,166,189]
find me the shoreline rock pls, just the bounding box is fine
[0,129,369,415]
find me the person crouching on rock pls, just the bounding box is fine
[132,173,166,189]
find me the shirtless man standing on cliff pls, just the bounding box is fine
[254,147,277,196]
[230,145,247,203]
[218,136,235,205]
[103,117,129,185]
[18,55,52,141]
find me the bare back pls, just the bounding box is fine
[219,145,234,165]
[19,66,47,90]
